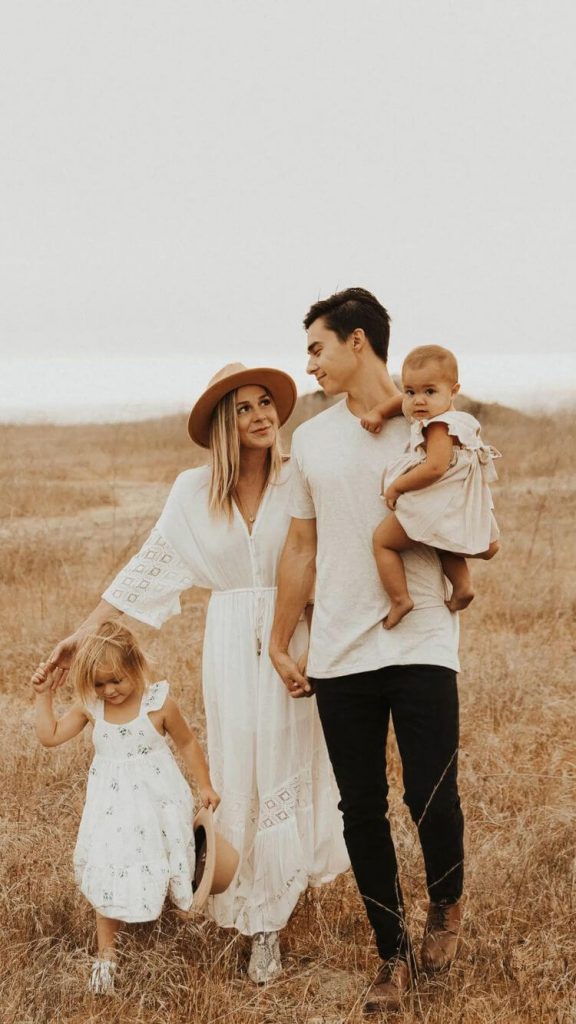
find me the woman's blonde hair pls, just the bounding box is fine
[69,620,150,706]
[208,388,283,519]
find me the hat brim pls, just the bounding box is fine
[175,807,240,918]
[188,367,297,448]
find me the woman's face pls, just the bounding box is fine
[235,385,279,450]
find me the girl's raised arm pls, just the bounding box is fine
[31,664,90,747]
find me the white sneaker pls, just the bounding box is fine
[88,958,117,995]
[248,931,282,984]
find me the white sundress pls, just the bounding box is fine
[102,461,349,936]
[383,410,501,555]
[74,681,195,923]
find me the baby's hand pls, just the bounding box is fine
[199,785,221,811]
[30,662,54,694]
[384,485,401,511]
[360,408,385,434]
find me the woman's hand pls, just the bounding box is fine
[46,632,84,687]
[199,785,221,811]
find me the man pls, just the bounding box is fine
[270,287,464,1014]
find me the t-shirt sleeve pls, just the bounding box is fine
[102,475,198,628]
[288,432,317,520]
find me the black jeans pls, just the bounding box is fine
[312,664,464,961]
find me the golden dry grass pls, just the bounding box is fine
[1,398,574,1024]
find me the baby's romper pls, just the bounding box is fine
[74,681,195,922]
[383,410,501,554]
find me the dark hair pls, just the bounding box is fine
[303,287,391,362]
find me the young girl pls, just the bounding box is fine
[31,620,220,995]
[362,345,500,628]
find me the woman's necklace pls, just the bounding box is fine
[233,477,267,527]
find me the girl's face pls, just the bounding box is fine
[402,362,459,421]
[93,666,138,706]
[235,385,279,451]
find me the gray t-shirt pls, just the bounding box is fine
[289,399,460,678]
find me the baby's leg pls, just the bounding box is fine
[439,552,475,612]
[469,540,500,561]
[373,514,415,628]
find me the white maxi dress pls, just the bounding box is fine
[102,461,348,935]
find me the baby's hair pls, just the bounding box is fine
[402,345,459,386]
[69,620,150,706]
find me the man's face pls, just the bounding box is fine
[306,317,356,395]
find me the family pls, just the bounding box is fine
[32,286,500,1014]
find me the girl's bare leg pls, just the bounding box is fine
[439,552,475,612]
[373,514,415,628]
[96,912,121,960]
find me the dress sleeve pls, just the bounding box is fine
[141,681,169,712]
[288,431,317,519]
[102,474,199,628]
[102,528,196,628]
[421,411,483,450]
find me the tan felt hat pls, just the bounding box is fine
[188,362,297,448]
[177,807,240,917]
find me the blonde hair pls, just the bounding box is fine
[402,345,459,386]
[69,620,149,706]
[208,388,283,519]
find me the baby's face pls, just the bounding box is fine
[402,361,459,421]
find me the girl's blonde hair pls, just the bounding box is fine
[70,620,150,706]
[208,388,283,519]
[402,345,459,386]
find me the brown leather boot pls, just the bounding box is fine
[363,957,411,1015]
[421,899,462,971]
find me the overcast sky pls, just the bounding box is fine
[1,1,574,419]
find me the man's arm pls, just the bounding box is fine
[270,516,317,697]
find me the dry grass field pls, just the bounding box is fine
[1,395,574,1024]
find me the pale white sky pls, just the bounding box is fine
[1,1,574,420]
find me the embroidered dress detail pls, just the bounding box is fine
[74,681,195,923]
[103,463,348,935]
[103,529,195,629]
[383,410,501,555]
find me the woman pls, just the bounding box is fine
[48,363,348,984]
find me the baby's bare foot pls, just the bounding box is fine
[445,588,474,613]
[383,598,414,629]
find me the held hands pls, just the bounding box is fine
[270,648,313,699]
[199,785,221,811]
[46,632,84,688]
[30,662,58,694]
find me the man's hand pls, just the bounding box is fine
[270,648,313,699]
